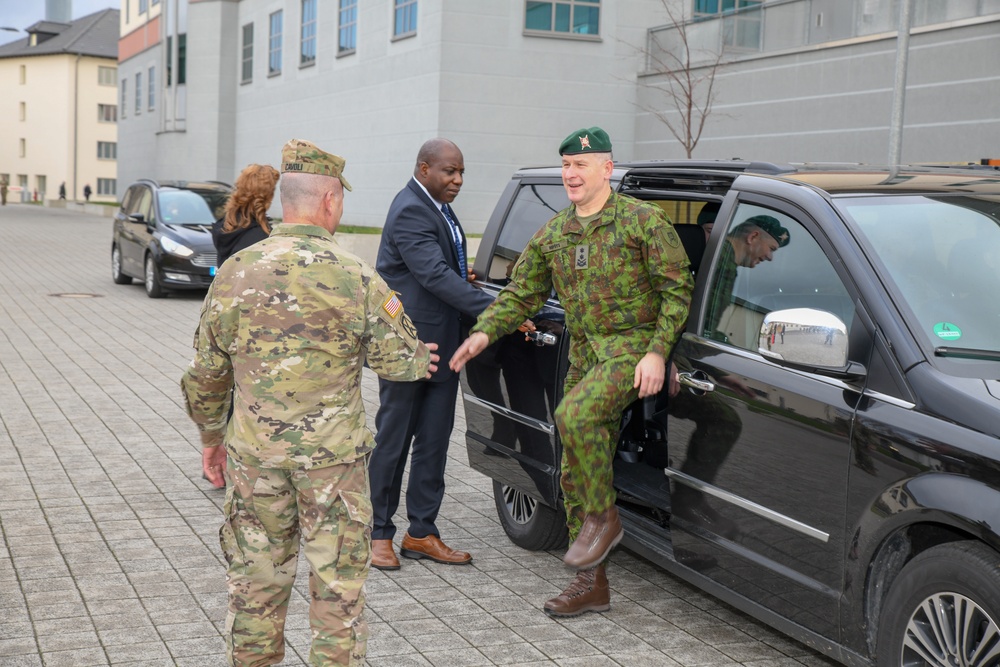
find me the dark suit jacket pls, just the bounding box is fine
[376,179,494,382]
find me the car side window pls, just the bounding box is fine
[702,203,854,352]
[135,188,153,223]
[488,183,569,283]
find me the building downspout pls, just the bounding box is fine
[73,52,81,200]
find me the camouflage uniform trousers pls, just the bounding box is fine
[555,355,641,544]
[221,456,372,667]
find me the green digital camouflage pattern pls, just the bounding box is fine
[472,191,694,536]
[221,456,371,667]
[557,357,641,537]
[472,191,693,369]
[181,223,431,470]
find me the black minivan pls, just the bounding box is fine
[461,161,1000,667]
[111,179,231,298]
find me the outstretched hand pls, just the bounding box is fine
[450,332,489,372]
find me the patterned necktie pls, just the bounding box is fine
[441,205,466,276]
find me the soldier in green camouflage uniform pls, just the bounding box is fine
[181,139,436,666]
[451,127,693,617]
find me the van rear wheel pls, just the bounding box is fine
[493,481,567,552]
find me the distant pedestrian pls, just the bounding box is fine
[59,182,66,200]
[0,179,6,206]
[212,163,280,267]
[181,138,439,666]
[83,184,92,201]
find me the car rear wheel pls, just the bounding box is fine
[144,254,166,298]
[111,245,131,285]
[493,480,567,551]
[877,541,1000,667]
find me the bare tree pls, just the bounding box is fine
[640,0,726,158]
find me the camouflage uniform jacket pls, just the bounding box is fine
[472,191,694,369]
[181,223,431,470]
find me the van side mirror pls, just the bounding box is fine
[758,308,865,380]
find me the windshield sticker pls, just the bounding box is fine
[933,322,962,341]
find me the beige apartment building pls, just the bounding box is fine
[0,9,120,203]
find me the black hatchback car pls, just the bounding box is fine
[111,179,232,298]
[461,162,1000,667]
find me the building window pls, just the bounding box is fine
[339,0,357,54]
[135,72,142,114]
[148,66,155,110]
[525,0,600,36]
[394,0,417,38]
[19,65,25,84]
[269,11,283,75]
[98,104,117,123]
[120,79,127,117]
[139,0,148,12]
[98,66,116,86]
[19,102,25,121]
[167,36,172,85]
[301,0,317,65]
[693,0,762,49]
[178,34,187,84]
[98,178,117,196]
[241,23,254,82]
[19,139,26,157]
[98,142,117,160]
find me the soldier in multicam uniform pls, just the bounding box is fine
[181,139,439,667]
[450,127,694,617]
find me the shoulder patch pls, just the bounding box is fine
[660,226,681,249]
[382,293,402,318]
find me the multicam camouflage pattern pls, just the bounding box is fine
[181,223,430,470]
[473,191,693,371]
[472,191,694,532]
[221,456,371,667]
[281,139,353,191]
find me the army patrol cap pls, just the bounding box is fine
[746,214,791,247]
[281,139,353,191]
[559,127,613,155]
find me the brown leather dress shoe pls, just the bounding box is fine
[400,533,472,565]
[544,565,610,617]
[371,539,400,570]
[563,506,623,570]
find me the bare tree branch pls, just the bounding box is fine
[636,0,726,158]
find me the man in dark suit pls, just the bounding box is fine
[370,138,494,569]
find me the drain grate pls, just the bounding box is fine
[48,293,104,299]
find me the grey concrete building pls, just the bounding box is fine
[116,0,1000,231]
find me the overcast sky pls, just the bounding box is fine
[0,0,120,46]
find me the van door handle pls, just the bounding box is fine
[678,372,715,392]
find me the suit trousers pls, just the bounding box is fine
[370,375,458,540]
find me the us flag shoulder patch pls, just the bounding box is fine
[382,293,402,318]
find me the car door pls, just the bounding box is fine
[667,195,866,641]
[120,185,154,275]
[461,177,571,509]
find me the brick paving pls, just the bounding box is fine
[0,203,840,666]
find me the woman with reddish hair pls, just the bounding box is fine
[212,163,280,266]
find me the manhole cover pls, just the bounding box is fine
[48,293,104,299]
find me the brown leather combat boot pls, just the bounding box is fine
[543,565,610,617]
[563,506,623,570]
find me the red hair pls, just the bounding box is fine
[222,164,280,234]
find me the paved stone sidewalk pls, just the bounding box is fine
[0,204,839,666]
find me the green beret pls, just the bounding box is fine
[281,138,353,191]
[558,127,612,155]
[746,214,790,247]
[697,202,721,226]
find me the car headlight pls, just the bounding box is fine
[160,236,194,257]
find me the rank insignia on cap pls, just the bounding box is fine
[579,135,591,150]
[382,293,402,318]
